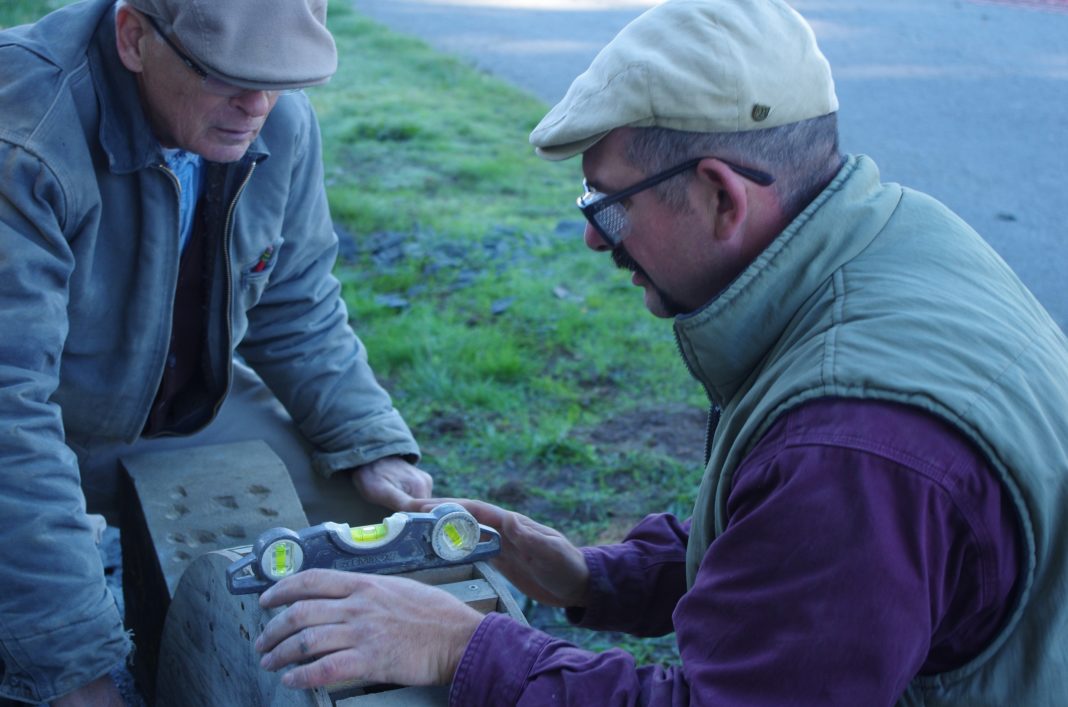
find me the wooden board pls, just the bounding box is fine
[157,554,527,707]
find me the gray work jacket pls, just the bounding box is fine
[0,1,418,700]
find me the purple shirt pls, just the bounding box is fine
[450,399,1021,706]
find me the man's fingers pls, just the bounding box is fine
[408,468,434,498]
[260,568,365,610]
[352,468,407,504]
[278,647,365,689]
[359,478,410,509]
[257,596,339,654]
[260,621,363,674]
[416,497,513,529]
[352,462,434,509]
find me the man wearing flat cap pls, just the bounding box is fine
[251,0,1068,704]
[0,0,434,703]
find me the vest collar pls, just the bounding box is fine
[673,155,899,406]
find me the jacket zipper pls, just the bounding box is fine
[673,327,719,466]
[210,159,258,417]
[143,163,184,436]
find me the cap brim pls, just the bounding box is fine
[532,131,609,161]
[199,65,333,92]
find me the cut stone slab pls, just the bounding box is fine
[120,439,308,701]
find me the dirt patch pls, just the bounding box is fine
[477,404,709,545]
[585,404,708,467]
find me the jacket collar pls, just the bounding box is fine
[673,155,899,407]
[87,5,269,175]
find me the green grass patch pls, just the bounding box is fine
[0,0,67,28]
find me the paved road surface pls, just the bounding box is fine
[353,0,1068,333]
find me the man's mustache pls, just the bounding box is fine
[612,244,642,274]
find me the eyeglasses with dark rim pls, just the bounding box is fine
[577,157,776,247]
[145,15,300,98]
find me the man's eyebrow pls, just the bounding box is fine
[583,175,614,193]
[587,166,641,194]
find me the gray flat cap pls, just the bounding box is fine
[530,0,838,160]
[127,0,338,90]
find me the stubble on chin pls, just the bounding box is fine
[611,244,688,318]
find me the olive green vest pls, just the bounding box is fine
[679,156,1068,704]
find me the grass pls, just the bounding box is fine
[3,0,710,666]
[0,0,67,26]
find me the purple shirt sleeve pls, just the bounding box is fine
[566,514,690,637]
[449,399,1021,706]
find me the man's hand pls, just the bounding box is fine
[421,498,590,608]
[52,674,124,707]
[350,456,433,510]
[256,569,483,689]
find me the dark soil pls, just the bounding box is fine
[586,404,707,466]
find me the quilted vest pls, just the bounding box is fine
[679,155,1068,704]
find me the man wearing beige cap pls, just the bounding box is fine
[252,0,1068,704]
[0,0,434,703]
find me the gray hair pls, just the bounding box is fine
[624,113,843,220]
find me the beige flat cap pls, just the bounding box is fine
[530,0,838,160]
[127,0,338,90]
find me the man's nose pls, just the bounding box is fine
[583,221,612,252]
[231,89,272,118]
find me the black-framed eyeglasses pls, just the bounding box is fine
[146,15,299,98]
[577,157,776,247]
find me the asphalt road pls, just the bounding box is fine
[352,0,1067,333]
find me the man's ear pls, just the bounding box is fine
[695,158,749,243]
[115,6,148,74]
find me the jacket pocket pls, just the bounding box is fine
[238,237,283,308]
